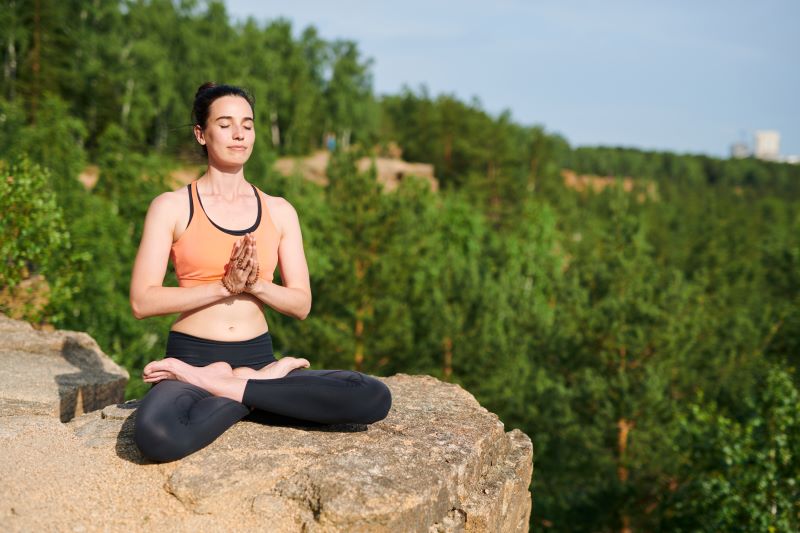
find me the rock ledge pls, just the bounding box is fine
[0,315,532,532]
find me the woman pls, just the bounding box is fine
[129,83,392,462]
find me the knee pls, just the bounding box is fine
[133,409,190,463]
[360,377,392,424]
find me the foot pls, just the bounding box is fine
[143,358,247,402]
[233,356,310,380]
[143,358,233,387]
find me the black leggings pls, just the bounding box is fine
[134,331,392,462]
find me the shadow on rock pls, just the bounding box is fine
[55,337,127,422]
[112,400,151,465]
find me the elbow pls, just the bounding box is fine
[130,295,148,320]
[297,295,312,320]
[131,302,146,320]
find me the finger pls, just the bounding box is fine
[241,260,254,280]
[234,239,247,261]
[232,239,246,261]
[237,236,251,259]
[239,249,252,270]
[248,265,258,282]
[235,240,249,265]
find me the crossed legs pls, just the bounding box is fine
[134,358,392,462]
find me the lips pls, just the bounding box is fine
[228,146,247,151]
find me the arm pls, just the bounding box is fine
[244,199,312,320]
[129,192,229,319]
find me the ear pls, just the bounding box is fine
[193,124,206,146]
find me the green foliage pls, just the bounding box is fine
[324,40,378,149]
[3,3,800,531]
[660,365,800,531]
[0,157,82,323]
[0,158,65,287]
[0,1,380,159]
[1,94,88,199]
[566,145,800,192]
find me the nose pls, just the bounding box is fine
[233,126,244,140]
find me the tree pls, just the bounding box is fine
[0,156,80,324]
[660,365,800,532]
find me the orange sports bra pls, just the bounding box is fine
[170,181,280,288]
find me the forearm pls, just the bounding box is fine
[131,282,228,319]
[246,279,311,320]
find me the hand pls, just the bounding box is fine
[222,236,254,294]
[244,233,260,291]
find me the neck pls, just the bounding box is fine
[200,163,248,199]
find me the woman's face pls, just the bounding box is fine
[195,95,255,167]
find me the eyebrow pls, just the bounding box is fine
[215,116,254,122]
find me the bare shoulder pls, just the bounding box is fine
[149,186,187,212]
[264,194,300,234]
[145,187,190,235]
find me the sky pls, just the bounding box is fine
[224,0,800,158]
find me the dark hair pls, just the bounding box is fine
[191,82,255,155]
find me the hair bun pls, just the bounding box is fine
[195,82,217,100]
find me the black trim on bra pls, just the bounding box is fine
[195,182,262,236]
[185,183,194,230]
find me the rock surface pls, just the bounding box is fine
[0,314,128,421]
[0,315,533,532]
[272,149,439,192]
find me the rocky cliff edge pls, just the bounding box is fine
[0,314,533,532]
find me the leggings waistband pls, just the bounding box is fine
[166,330,276,369]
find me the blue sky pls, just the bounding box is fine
[224,0,800,158]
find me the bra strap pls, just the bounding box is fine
[185,183,194,229]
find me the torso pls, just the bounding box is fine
[166,181,285,341]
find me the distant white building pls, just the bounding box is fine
[754,130,780,160]
[728,130,799,164]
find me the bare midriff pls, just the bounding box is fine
[170,293,268,341]
[167,181,280,342]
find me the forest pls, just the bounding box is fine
[2,1,799,531]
